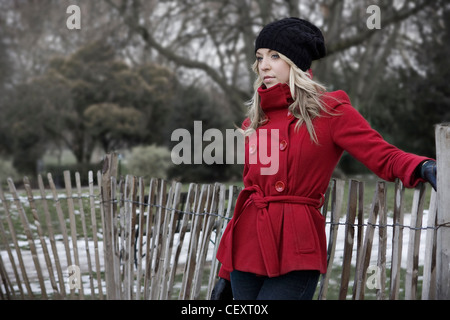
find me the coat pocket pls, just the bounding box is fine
[286,206,318,254]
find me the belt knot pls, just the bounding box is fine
[250,192,268,209]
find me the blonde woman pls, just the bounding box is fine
[212,17,437,300]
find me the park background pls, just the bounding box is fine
[0,0,449,186]
[1,0,450,301]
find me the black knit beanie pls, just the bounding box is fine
[255,17,326,71]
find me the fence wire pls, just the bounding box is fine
[109,197,449,231]
[1,193,447,231]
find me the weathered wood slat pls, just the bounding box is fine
[23,176,58,297]
[376,181,387,300]
[0,185,24,299]
[89,171,103,299]
[422,189,437,299]
[74,172,95,298]
[435,124,450,299]
[179,184,208,299]
[143,178,158,300]
[7,177,46,298]
[48,172,75,298]
[207,184,237,298]
[100,153,118,299]
[0,248,14,299]
[405,183,427,300]
[318,179,345,300]
[339,179,359,300]
[111,176,121,299]
[148,179,168,299]
[121,175,135,300]
[389,179,405,300]
[37,174,65,298]
[351,181,365,299]
[354,181,383,300]
[1,185,33,299]
[160,181,182,299]
[63,171,83,299]
[193,183,222,300]
[167,183,197,299]
[135,177,146,300]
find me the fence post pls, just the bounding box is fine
[435,123,450,300]
[100,152,119,299]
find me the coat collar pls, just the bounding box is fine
[258,83,293,113]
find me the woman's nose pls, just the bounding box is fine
[260,59,270,70]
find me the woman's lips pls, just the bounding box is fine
[263,76,276,84]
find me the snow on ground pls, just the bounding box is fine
[326,210,432,269]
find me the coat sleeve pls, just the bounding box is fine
[329,102,432,188]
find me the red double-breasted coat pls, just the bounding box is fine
[216,83,430,280]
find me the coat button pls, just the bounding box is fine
[275,181,285,193]
[249,144,257,154]
[279,140,288,151]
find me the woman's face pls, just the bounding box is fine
[256,48,290,89]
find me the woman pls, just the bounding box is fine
[211,17,437,300]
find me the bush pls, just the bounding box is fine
[124,145,173,179]
[42,162,103,188]
[0,158,20,183]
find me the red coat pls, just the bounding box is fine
[216,83,430,280]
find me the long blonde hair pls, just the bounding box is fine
[244,53,332,144]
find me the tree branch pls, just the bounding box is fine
[136,23,248,116]
[327,0,436,55]
[105,0,249,121]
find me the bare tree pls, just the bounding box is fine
[2,0,443,117]
[0,0,131,85]
[1,0,445,122]
[104,0,443,121]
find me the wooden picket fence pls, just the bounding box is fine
[319,178,437,300]
[0,151,441,300]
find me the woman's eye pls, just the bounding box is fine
[271,54,280,59]
[256,56,263,62]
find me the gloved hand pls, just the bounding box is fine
[420,160,437,191]
[210,278,233,300]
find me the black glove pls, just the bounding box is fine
[420,160,437,191]
[210,278,233,300]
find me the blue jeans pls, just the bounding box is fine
[230,270,320,300]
